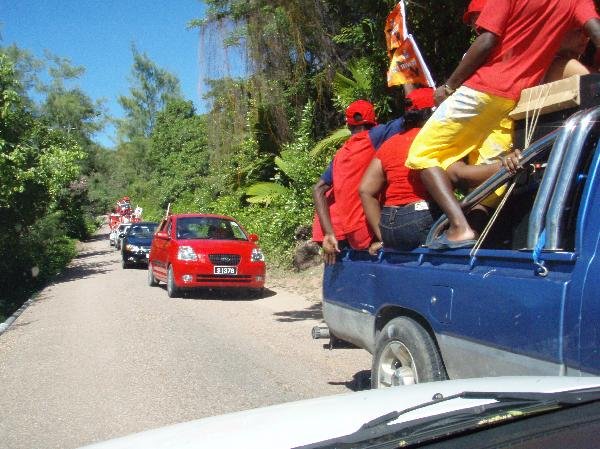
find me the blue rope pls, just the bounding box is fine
[532,229,546,272]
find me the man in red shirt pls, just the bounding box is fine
[313,100,404,264]
[359,88,437,255]
[406,0,600,249]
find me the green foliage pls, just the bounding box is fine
[332,58,390,114]
[18,0,481,280]
[0,211,78,322]
[0,51,92,320]
[116,46,183,141]
[245,182,289,205]
[121,0,474,268]
[309,128,350,158]
[404,1,472,82]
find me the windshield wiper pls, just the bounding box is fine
[294,387,600,449]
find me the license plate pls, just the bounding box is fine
[214,266,237,275]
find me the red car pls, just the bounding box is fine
[147,213,266,298]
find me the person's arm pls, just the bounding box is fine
[359,158,386,251]
[435,31,499,105]
[312,179,338,265]
[447,149,523,189]
[447,160,501,189]
[584,18,600,49]
[368,117,406,150]
[544,57,590,84]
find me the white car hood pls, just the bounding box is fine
[81,376,600,449]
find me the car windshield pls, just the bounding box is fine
[175,217,246,240]
[127,223,157,238]
[296,388,600,449]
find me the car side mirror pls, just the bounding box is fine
[155,231,170,240]
[248,233,259,242]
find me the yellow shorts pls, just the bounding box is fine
[407,86,516,171]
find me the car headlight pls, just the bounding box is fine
[125,244,140,252]
[177,246,198,261]
[251,248,265,262]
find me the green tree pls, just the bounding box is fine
[142,99,210,216]
[96,48,186,212]
[117,46,183,141]
[0,54,85,319]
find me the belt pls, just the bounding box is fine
[384,200,429,211]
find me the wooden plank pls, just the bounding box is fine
[509,75,581,121]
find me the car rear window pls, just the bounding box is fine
[128,224,157,237]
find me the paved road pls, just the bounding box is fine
[0,228,370,449]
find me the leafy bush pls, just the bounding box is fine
[0,212,77,321]
[0,53,87,322]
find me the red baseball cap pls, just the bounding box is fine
[463,0,487,25]
[346,100,377,126]
[406,88,435,111]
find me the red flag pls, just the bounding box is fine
[387,35,435,88]
[385,2,435,88]
[385,1,408,57]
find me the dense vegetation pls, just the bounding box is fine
[1,0,473,321]
[0,48,106,320]
[104,0,470,259]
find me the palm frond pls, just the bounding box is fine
[245,182,289,205]
[309,128,351,157]
[348,61,372,91]
[333,71,358,91]
[274,156,292,177]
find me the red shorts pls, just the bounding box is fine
[346,226,374,250]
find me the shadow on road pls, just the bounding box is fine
[84,233,109,243]
[273,302,322,322]
[160,286,276,302]
[74,249,113,259]
[51,260,113,285]
[328,370,372,392]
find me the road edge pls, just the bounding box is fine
[0,293,39,336]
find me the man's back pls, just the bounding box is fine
[332,131,375,234]
[465,0,599,99]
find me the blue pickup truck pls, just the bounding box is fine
[319,75,600,389]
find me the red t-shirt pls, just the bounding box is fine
[375,128,429,207]
[311,190,345,243]
[465,0,599,100]
[332,131,376,234]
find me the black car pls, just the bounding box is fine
[121,222,158,268]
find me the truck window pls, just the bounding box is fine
[475,143,552,251]
[475,127,599,252]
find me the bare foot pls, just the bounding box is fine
[445,225,477,242]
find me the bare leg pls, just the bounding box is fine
[420,167,476,241]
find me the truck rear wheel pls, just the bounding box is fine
[371,317,446,389]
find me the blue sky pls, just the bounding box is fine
[1,0,208,147]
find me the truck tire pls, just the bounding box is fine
[166,266,180,298]
[371,317,446,389]
[147,263,158,286]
